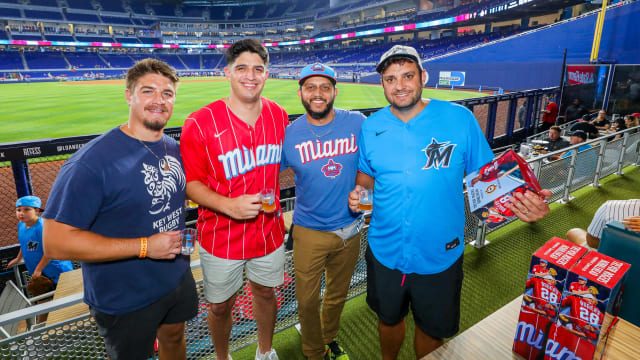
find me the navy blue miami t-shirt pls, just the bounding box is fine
[44,127,189,314]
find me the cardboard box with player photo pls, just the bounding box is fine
[520,238,588,322]
[465,149,542,229]
[513,238,589,360]
[549,250,630,358]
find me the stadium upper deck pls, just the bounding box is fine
[0,0,586,48]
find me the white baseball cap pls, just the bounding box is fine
[376,45,424,73]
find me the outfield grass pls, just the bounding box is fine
[0,78,485,143]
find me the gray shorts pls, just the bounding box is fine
[199,245,285,303]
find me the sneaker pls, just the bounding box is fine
[255,347,279,360]
[325,341,349,360]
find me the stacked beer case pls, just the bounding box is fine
[513,238,630,360]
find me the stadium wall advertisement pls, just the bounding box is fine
[361,1,640,91]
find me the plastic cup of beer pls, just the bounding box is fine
[181,228,197,255]
[358,188,373,212]
[260,188,276,213]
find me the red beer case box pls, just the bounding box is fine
[465,149,542,229]
[549,251,630,360]
[513,238,589,360]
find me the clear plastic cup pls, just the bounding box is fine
[181,228,197,255]
[358,188,373,212]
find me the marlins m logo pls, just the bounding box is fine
[422,138,456,170]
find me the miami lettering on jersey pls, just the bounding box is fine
[218,143,283,180]
[294,134,358,165]
[422,138,456,170]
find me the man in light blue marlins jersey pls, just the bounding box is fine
[348,45,552,359]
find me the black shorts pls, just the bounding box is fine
[365,247,464,339]
[90,271,198,360]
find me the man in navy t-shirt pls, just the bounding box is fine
[281,63,365,360]
[348,45,552,359]
[43,59,198,360]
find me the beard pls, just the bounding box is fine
[143,106,169,131]
[385,87,423,112]
[302,97,335,120]
[143,119,167,131]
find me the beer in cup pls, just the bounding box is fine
[358,188,373,211]
[260,188,276,213]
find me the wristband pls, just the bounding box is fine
[139,237,148,258]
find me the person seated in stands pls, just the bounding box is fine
[542,126,570,160]
[589,110,610,131]
[564,98,587,123]
[607,117,627,140]
[566,199,640,249]
[625,114,639,133]
[559,130,592,159]
[569,116,599,139]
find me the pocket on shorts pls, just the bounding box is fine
[90,307,121,330]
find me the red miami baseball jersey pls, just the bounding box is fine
[561,295,603,339]
[181,98,288,259]
[526,277,561,316]
[569,281,588,293]
[532,264,549,276]
[476,150,518,182]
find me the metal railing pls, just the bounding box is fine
[470,125,640,247]
[1,128,638,358]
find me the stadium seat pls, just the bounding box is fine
[598,221,640,327]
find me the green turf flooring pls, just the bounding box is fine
[232,166,640,360]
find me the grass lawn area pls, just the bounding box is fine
[0,78,485,143]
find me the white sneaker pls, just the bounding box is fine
[255,347,279,360]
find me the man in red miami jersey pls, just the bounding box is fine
[531,259,550,277]
[180,39,288,360]
[569,276,589,296]
[524,273,561,318]
[560,292,603,339]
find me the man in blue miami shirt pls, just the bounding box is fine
[348,45,552,359]
[281,63,365,360]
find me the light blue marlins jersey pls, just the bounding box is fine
[358,99,493,275]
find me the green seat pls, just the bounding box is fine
[598,221,640,327]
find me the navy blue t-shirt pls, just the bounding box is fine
[44,127,189,314]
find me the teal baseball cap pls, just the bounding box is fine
[299,63,336,86]
[16,195,42,209]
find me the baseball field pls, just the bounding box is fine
[0,77,486,144]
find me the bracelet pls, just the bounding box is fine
[139,237,148,258]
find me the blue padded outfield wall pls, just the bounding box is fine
[363,1,640,91]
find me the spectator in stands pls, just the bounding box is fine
[560,130,592,159]
[540,96,559,131]
[517,99,528,128]
[569,116,599,139]
[589,110,610,130]
[625,114,639,133]
[607,117,627,140]
[180,39,286,360]
[280,63,364,360]
[566,199,640,249]
[564,98,587,122]
[7,195,73,292]
[542,125,570,160]
[347,44,552,359]
[43,59,198,360]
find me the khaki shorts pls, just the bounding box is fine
[198,245,285,303]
